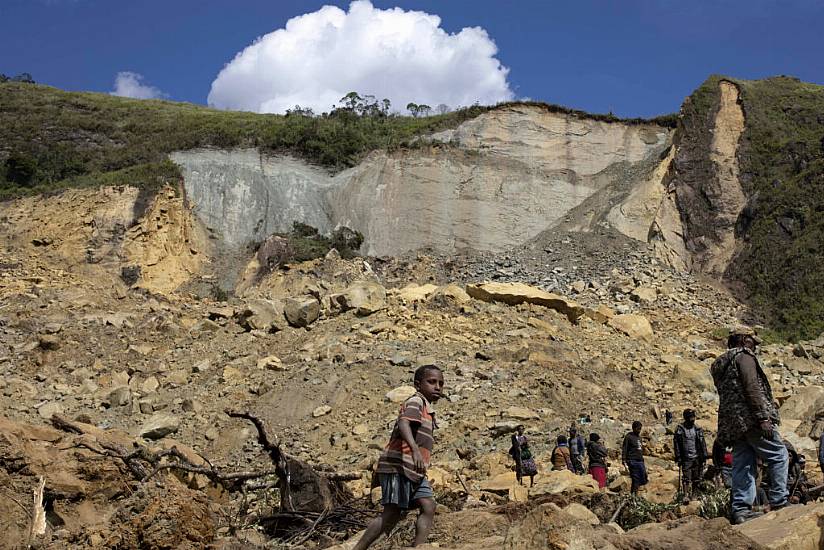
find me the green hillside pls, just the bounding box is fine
[730,76,824,341]
[0,83,675,200]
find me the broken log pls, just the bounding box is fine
[225,409,353,513]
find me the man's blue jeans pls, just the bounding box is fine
[731,429,788,514]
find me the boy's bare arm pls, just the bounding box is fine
[398,418,425,472]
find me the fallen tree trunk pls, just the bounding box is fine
[225,409,353,513]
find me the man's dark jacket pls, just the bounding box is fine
[711,347,780,444]
[673,424,708,464]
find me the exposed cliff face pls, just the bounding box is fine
[0,185,207,295]
[667,76,824,339]
[173,105,673,257]
[671,80,747,278]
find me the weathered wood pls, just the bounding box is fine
[225,409,353,513]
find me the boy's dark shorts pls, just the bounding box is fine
[379,473,434,509]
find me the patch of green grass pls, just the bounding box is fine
[0,82,676,200]
[721,76,824,341]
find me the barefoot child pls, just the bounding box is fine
[354,365,444,550]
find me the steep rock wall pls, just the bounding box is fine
[173,105,672,257]
[669,79,747,279]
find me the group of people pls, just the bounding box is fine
[509,425,609,488]
[354,325,822,549]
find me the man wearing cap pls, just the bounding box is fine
[711,326,789,524]
[673,409,708,502]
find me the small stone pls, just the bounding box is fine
[222,366,244,384]
[489,421,521,436]
[112,371,130,387]
[106,386,132,407]
[182,398,202,412]
[38,334,60,350]
[192,359,211,373]
[352,423,369,435]
[385,385,416,403]
[141,376,159,393]
[390,354,412,367]
[630,286,658,304]
[207,306,234,320]
[37,401,63,419]
[570,280,587,294]
[138,398,155,414]
[139,413,180,439]
[503,406,540,421]
[165,369,188,386]
[608,314,654,341]
[313,405,332,417]
[257,355,284,370]
[128,344,153,356]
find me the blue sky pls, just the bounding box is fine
[2,0,823,117]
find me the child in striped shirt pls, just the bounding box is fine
[354,365,444,550]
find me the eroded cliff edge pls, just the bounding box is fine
[172,105,675,257]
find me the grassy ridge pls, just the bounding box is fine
[0,83,675,199]
[726,76,824,340]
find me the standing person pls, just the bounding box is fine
[586,433,609,488]
[622,421,648,495]
[569,427,586,474]
[551,435,573,471]
[711,326,788,525]
[510,425,538,487]
[354,366,444,550]
[673,409,709,502]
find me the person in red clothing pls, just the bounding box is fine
[354,366,444,550]
[586,433,609,488]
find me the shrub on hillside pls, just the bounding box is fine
[4,153,38,186]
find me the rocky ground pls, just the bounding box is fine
[2,188,824,549]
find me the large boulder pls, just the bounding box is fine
[234,298,287,332]
[529,469,600,497]
[670,358,715,392]
[504,503,617,550]
[466,282,586,323]
[396,283,439,303]
[330,281,387,316]
[430,284,471,304]
[385,385,416,403]
[630,286,658,304]
[735,502,824,550]
[779,386,824,422]
[284,296,321,327]
[139,413,180,440]
[622,516,766,550]
[608,314,654,341]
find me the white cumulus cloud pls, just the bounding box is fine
[111,72,167,100]
[207,0,513,114]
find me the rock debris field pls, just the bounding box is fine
[2,188,824,549]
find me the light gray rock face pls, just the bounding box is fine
[173,105,673,257]
[172,151,335,248]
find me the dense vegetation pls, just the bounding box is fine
[0,82,676,199]
[726,76,824,341]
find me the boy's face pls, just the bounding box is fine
[415,369,444,402]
